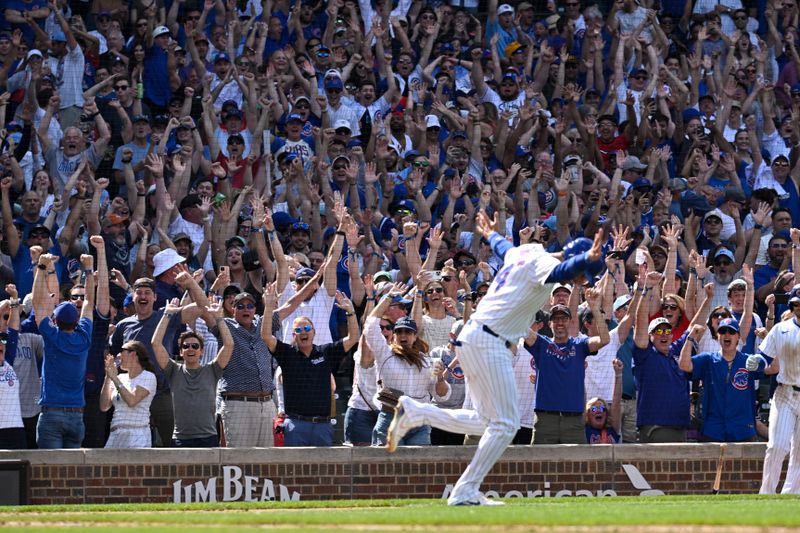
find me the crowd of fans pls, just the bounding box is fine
[1,0,800,450]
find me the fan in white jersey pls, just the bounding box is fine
[385,211,606,506]
[748,284,800,494]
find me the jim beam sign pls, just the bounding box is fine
[172,466,301,503]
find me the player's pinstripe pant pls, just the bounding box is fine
[402,320,519,504]
[760,385,800,494]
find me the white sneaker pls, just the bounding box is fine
[386,399,414,453]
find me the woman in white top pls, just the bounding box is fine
[412,278,458,350]
[100,340,157,448]
[362,290,450,447]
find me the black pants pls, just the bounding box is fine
[82,392,110,448]
[0,427,27,449]
[23,415,38,449]
[513,426,533,445]
[430,426,466,445]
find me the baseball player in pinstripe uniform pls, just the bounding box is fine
[748,285,800,494]
[386,212,606,506]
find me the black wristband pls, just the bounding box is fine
[336,230,346,236]
[137,193,146,197]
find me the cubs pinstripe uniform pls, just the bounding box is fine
[758,318,800,494]
[392,242,561,505]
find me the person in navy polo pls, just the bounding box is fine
[632,271,692,443]
[260,284,359,447]
[679,318,767,442]
[525,286,610,444]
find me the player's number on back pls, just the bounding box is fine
[494,265,513,291]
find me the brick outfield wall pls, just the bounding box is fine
[0,443,773,505]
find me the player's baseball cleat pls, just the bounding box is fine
[448,495,505,506]
[386,402,413,453]
[477,494,505,506]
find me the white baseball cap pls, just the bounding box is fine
[497,4,514,15]
[27,49,43,60]
[152,26,170,39]
[333,119,352,132]
[425,115,441,129]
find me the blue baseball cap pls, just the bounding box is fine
[391,294,413,306]
[324,77,344,90]
[393,317,417,332]
[214,52,231,63]
[717,317,740,333]
[287,113,304,123]
[714,248,735,263]
[51,30,66,42]
[295,267,316,280]
[53,301,79,325]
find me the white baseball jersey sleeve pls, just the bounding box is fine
[470,243,561,342]
[760,319,800,387]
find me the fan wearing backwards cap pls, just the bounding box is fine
[31,252,95,449]
[384,212,606,506]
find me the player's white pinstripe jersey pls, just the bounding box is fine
[760,319,800,387]
[470,243,561,342]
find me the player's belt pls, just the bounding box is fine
[778,383,800,393]
[480,324,513,350]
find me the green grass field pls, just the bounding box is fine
[2,495,800,532]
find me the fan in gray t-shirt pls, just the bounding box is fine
[153,300,233,447]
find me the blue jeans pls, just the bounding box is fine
[37,410,85,449]
[344,407,379,446]
[284,418,334,446]
[372,410,431,446]
[173,435,219,447]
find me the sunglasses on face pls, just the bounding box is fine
[426,287,444,295]
[380,323,394,331]
[705,218,721,224]
[718,328,738,335]
[181,342,201,350]
[712,313,730,319]
[236,303,255,310]
[292,222,310,231]
[115,85,128,90]
[442,276,454,282]
[590,405,606,413]
[397,59,412,64]
[773,161,789,167]
[414,161,430,167]
[228,139,244,146]
[295,277,312,285]
[70,294,86,300]
[294,324,313,333]
[476,291,488,298]
[396,208,413,217]
[653,327,673,336]
[457,260,475,268]
[662,303,679,311]
[333,164,348,171]
[327,88,342,94]
[317,52,330,57]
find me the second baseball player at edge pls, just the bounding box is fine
[385,211,607,507]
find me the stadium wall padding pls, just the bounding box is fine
[0,443,774,504]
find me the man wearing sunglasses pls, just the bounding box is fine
[261,285,359,446]
[152,299,233,447]
[633,276,692,443]
[679,319,765,443]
